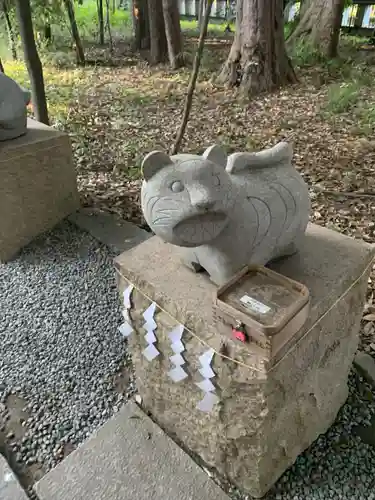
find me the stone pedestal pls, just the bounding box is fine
[0,118,79,261]
[115,224,374,498]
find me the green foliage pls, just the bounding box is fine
[325,81,360,114]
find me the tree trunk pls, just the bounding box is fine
[171,0,213,154]
[287,0,345,57]
[198,0,205,28]
[105,0,114,53]
[44,23,52,44]
[327,0,345,58]
[0,58,4,73]
[219,0,296,96]
[162,0,184,69]
[133,0,150,50]
[148,0,167,64]
[14,0,49,125]
[64,0,85,65]
[97,0,105,44]
[2,0,17,60]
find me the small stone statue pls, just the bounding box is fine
[141,142,310,286]
[0,73,31,141]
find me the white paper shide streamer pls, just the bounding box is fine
[196,348,219,413]
[167,324,188,383]
[142,302,160,362]
[118,285,134,338]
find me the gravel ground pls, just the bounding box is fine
[0,221,134,477]
[2,220,375,500]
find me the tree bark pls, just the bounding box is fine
[219,0,296,96]
[64,0,85,65]
[162,0,184,69]
[133,0,150,50]
[287,0,345,57]
[170,0,213,155]
[105,0,113,53]
[148,0,167,64]
[327,0,345,58]
[97,0,105,44]
[2,0,17,60]
[14,0,49,125]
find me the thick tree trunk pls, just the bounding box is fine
[162,0,184,69]
[14,0,49,125]
[133,0,150,50]
[97,0,105,44]
[64,0,85,65]
[219,0,296,96]
[148,0,167,64]
[287,0,345,56]
[2,0,17,60]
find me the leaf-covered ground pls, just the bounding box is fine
[5,33,375,343]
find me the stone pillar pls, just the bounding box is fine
[0,118,80,262]
[114,224,374,498]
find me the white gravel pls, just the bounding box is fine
[0,221,134,471]
[1,220,375,500]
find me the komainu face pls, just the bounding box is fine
[141,153,235,247]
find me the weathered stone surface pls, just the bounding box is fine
[0,455,28,500]
[141,142,310,285]
[35,401,230,500]
[0,118,79,262]
[354,351,375,387]
[69,208,151,254]
[0,73,30,141]
[115,223,375,498]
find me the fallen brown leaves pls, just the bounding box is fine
[48,36,375,345]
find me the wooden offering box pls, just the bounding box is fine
[213,266,310,361]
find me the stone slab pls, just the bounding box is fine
[69,208,151,254]
[0,455,28,500]
[114,223,375,498]
[35,401,230,500]
[0,118,80,262]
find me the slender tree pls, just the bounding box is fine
[14,0,49,124]
[0,58,4,73]
[1,0,17,60]
[63,0,85,65]
[219,0,296,96]
[97,0,105,44]
[105,0,113,53]
[171,0,213,154]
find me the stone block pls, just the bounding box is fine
[0,118,79,261]
[0,455,28,500]
[114,223,375,498]
[35,401,230,500]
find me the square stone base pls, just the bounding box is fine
[0,118,80,261]
[115,224,374,498]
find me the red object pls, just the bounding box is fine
[232,328,247,343]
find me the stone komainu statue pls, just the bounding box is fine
[0,72,31,141]
[141,142,310,286]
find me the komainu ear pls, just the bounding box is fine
[202,145,227,168]
[141,151,173,181]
